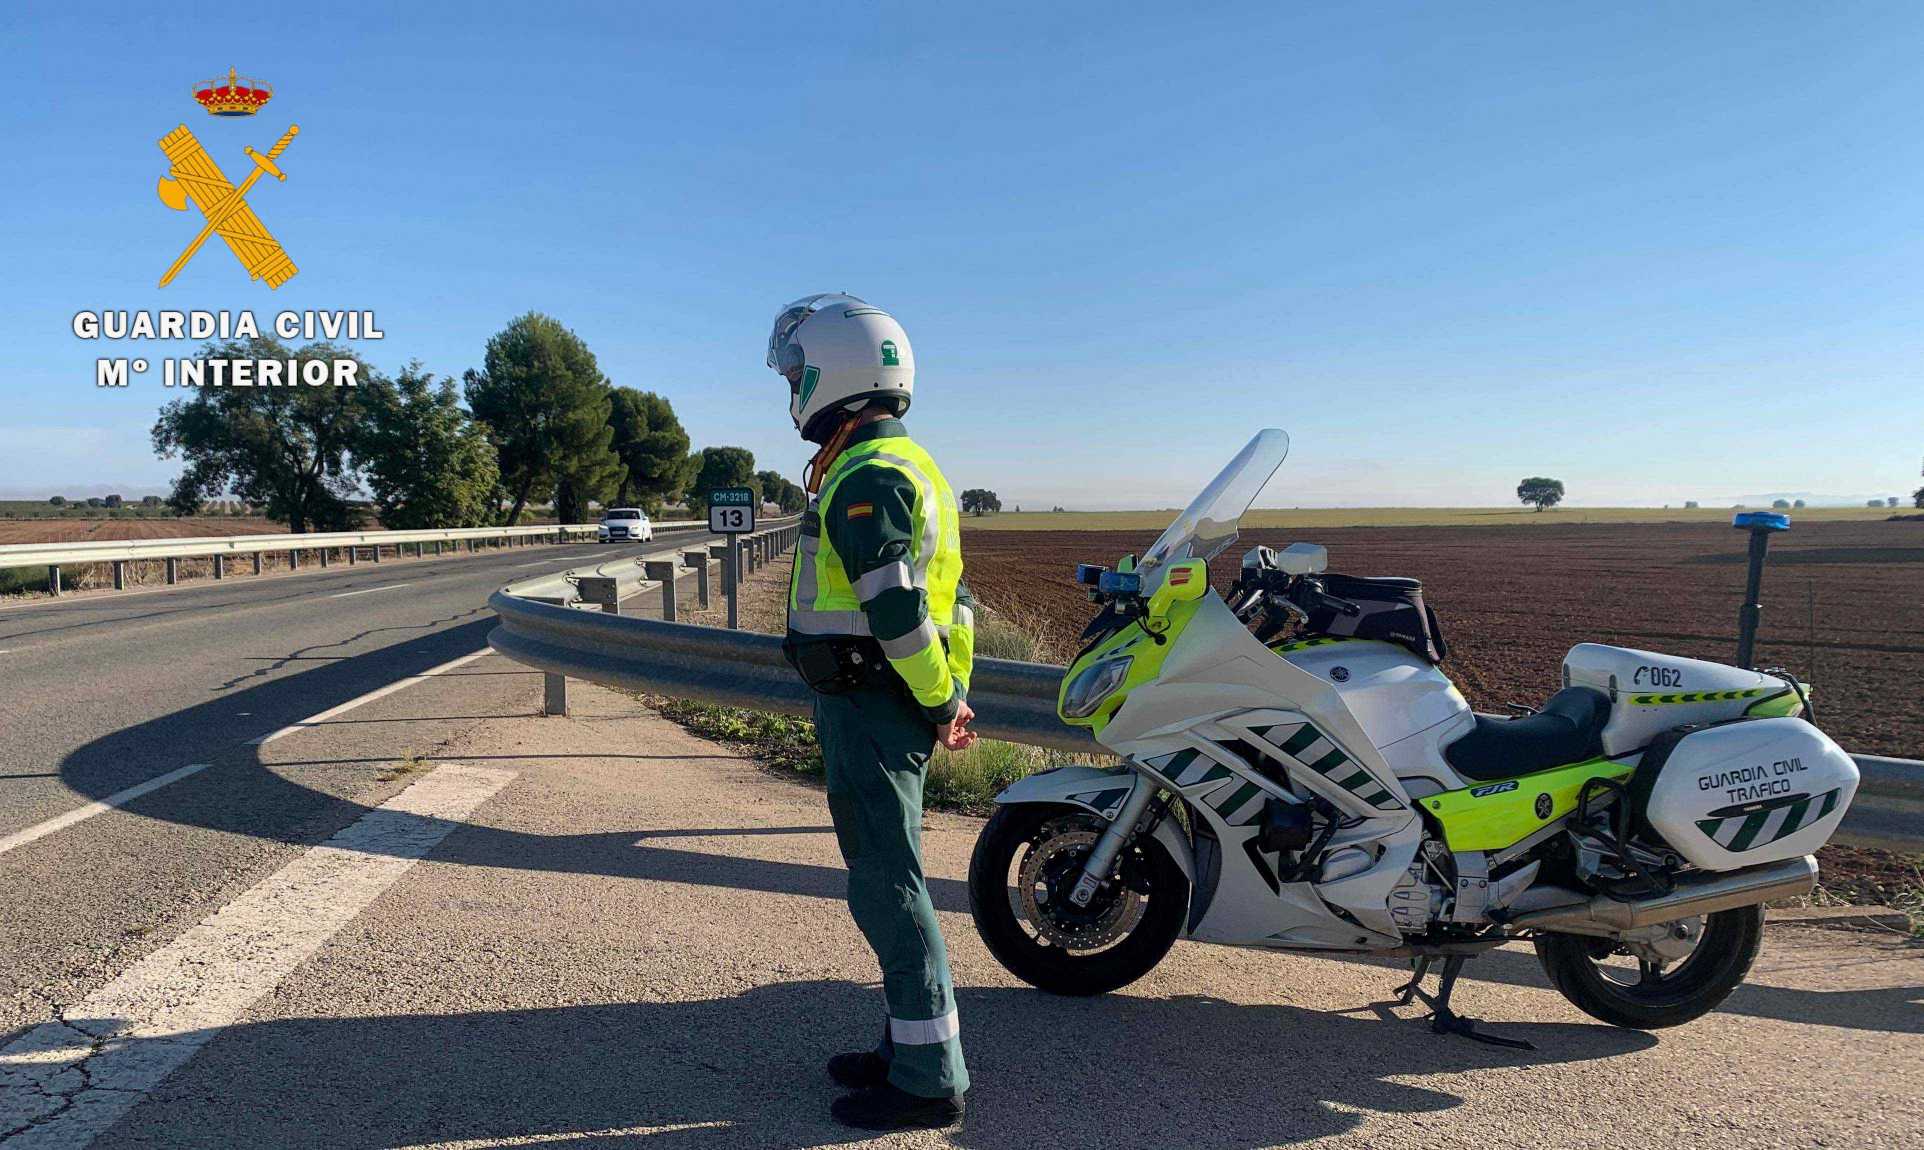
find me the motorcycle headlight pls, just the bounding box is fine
[1062,656,1133,719]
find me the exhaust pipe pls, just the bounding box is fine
[1509,854,1817,934]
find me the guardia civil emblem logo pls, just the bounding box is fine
[155,68,300,288]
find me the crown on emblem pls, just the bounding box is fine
[193,67,272,117]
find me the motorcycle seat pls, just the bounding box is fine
[1442,686,1611,782]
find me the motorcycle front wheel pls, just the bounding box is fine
[1533,904,1764,1029]
[968,802,1189,996]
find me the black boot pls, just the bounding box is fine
[829,1083,964,1131]
[825,1050,889,1090]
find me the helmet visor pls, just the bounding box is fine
[766,293,869,374]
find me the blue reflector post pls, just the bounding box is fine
[1732,511,1792,532]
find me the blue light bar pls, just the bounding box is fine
[1097,570,1142,596]
[1732,511,1791,532]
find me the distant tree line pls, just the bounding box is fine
[150,313,807,532]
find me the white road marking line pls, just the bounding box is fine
[0,763,517,1148]
[326,582,413,599]
[0,763,210,860]
[245,649,491,746]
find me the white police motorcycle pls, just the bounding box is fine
[968,431,1858,1044]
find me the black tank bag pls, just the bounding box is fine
[1308,574,1449,664]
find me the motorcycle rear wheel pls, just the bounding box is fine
[968,803,1189,996]
[1534,904,1764,1029]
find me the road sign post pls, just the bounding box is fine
[709,488,756,629]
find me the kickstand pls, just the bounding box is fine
[1394,955,1535,1051]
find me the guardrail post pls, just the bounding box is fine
[212,555,225,580]
[317,548,328,568]
[113,560,126,590]
[252,553,263,576]
[347,546,357,566]
[720,541,739,629]
[645,560,678,622]
[372,544,382,564]
[576,575,620,614]
[544,672,568,716]
[289,549,300,571]
[47,565,61,596]
[684,550,710,608]
[165,558,178,585]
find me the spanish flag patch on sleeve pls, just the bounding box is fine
[846,501,874,519]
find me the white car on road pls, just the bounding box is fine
[597,508,653,543]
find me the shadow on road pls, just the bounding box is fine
[56,624,1924,1051]
[95,980,1651,1149]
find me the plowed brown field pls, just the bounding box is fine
[963,519,1924,757]
[0,518,283,545]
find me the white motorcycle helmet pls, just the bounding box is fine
[766,293,915,442]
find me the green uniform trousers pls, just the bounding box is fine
[813,685,969,1099]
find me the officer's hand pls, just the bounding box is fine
[938,699,978,751]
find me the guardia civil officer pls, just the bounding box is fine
[767,294,976,1130]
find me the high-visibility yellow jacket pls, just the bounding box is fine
[787,419,975,721]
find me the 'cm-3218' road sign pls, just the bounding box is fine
[708,487,756,534]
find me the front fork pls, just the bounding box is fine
[1068,768,1161,907]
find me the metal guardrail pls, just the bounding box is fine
[491,520,808,717]
[488,559,1922,850]
[0,520,727,594]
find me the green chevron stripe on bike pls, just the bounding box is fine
[1249,722,1402,810]
[1697,788,1841,852]
[1629,687,1772,706]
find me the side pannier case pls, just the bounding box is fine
[1631,717,1858,871]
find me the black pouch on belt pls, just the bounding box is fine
[785,637,877,696]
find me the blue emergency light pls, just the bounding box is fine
[1732,511,1791,532]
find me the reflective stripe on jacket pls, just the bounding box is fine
[787,420,975,718]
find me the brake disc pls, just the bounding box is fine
[1017,823,1148,950]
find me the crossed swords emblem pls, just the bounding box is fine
[155,122,300,288]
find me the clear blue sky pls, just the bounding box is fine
[3,2,1921,508]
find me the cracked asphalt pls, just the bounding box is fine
[1,536,1920,1148]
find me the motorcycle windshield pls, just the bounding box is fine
[1137,429,1290,593]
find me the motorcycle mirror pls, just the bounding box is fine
[1274,542,1328,576]
[1146,559,1208,620]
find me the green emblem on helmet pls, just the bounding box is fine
[880,340,900,367]
[798,365,820,408]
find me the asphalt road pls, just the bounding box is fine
[3,672,1915,1148]
[0,527,716,1045]
[2,534,1919,1148]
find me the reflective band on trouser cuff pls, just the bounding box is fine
[879,620,941,660]
[855,562,915,601]
[952,604,973,630]
[889,1010,960,1045]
